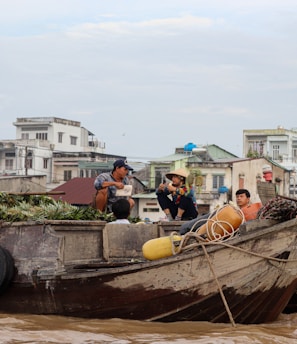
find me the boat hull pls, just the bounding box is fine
[1,219,297,324]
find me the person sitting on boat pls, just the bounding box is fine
[110,198,131,224]
[235,188,262,221]
[94,159,135,213]
[179,188,262,234]
[156,168,198,221]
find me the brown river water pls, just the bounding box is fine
[1,313,297,344]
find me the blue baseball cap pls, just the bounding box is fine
[113,159,133,170]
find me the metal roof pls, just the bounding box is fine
[149,153,189,163]
[50,177,96,205]
[132,192,157,199]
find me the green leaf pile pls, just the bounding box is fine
[0,192,109,222]
[0,192,142,223]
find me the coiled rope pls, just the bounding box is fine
[200,204,244,240]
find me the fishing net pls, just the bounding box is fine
[257,196,297,221]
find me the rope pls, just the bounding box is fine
[173,231,297,327]
[200,242,236,327]
[204,204,245,241]
[169,231,182,256]
[168,206,297,327]
[184,204,245,242]
[171,231,237,326]
[178,232,297,263]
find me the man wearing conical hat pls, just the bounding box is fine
[156,168,198,221]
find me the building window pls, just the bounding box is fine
[143,208,160,212]
[292,146,297,163]
[22,126,48,131]
[212,175,224,190]
[272,144,280,160]
[26,158,33,169]
[154,167,170,189]
[21,133,29,139]
[58,132,63,143]
[36,132,48,140]
[290,171,297,196]
[5,159,13,170]
[25,150,33,169]
[70,136,77,145]
[43,158,49,169]
[5,152,15,157]
[91,170,97,178]
[64,170,72,181]
[247,140,264,157]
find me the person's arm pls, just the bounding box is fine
[101,181,124,189]
[167,184,188,196]
[156,182,169,194]
[94,174,124,190]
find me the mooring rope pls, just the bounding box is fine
[200,242,236,327]
[178,232,297,263]
[169,230,237,326]
[168,205,297,327]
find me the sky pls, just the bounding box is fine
[0,1,297,161]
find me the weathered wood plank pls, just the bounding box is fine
[103,223,159,260]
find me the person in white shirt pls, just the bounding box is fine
[110,198,131,224]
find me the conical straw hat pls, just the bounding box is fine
[166,168,189,180]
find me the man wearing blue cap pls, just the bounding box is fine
[94,159,135,213]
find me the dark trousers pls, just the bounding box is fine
[157,193,198,220]
[179,209,219,234]
[179,213,210,234]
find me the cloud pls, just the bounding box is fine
[0,1,297,160]
[65,15,215,41]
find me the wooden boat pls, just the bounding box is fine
[1,212,297,325]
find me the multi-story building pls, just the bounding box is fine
[0,116,146,194]
[243,126,297,197]
[0,117,108,187]
[133,141,291,222]
[243,126,297,168]
[13,117,104,153]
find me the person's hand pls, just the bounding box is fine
[114,182,124,189]
[167,183,176,192]
[158,183,166,191]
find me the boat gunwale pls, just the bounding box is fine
[36,217,297,280]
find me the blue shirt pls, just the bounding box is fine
[94,172,132,212]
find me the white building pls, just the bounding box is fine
[0,117,106,186]
[243,126,297,170]
[243,126,297,197]
[13,117,105,153]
